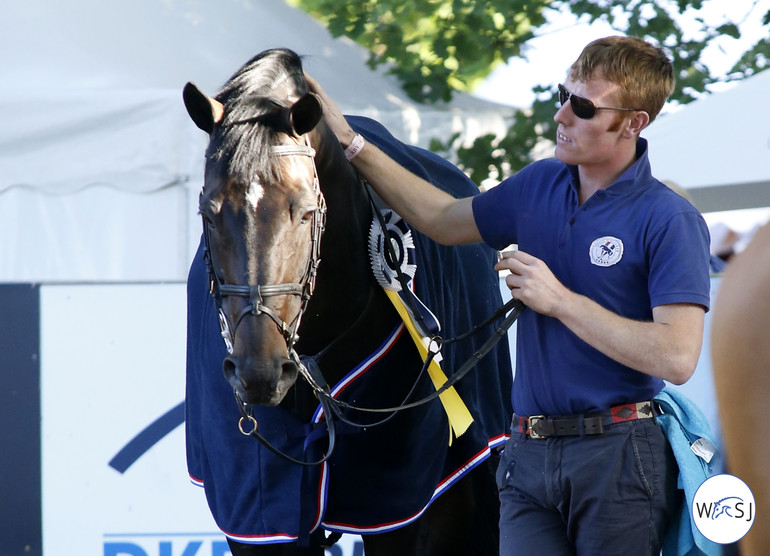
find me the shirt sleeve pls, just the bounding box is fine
[647,210,712,311]
[472,176,520,251]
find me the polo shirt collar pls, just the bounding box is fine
[566,137,653,196]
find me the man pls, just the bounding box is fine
[308,35,711,554]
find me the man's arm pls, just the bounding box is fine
[307,74,481,246]
[496,249,704,384]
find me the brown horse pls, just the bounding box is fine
[183,49,513,555]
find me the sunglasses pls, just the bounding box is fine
[558,84,641,120]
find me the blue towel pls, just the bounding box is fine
[654,386,721,556]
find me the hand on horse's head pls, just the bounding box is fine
[304,72,357,148]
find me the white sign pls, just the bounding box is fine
[39,284,362,555]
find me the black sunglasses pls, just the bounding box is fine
[558,84,641,120]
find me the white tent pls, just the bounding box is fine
[644,69,770,214]
[0,0,507,283]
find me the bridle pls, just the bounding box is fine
[203,137,326,363]
[201,135,339,466]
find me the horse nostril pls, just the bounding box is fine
[223,357,237,382]
[282,359,299,379]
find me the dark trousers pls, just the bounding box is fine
[496,418,680,555]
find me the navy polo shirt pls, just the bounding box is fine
[472,138,711,417]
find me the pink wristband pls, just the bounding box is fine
[344,133,365,161]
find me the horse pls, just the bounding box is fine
[183,48,513,555]
[711,221,770,556]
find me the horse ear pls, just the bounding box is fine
[183,82,224,134]
[290,92,322,136]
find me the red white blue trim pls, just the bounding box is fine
[311,323,405,423]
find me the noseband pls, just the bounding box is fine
[203,137,327,363]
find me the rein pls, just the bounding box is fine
[312,184,525,420]
[325,296,523,416]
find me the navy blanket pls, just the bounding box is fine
[185,115,513,543]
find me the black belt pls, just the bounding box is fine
[513,401,655,439]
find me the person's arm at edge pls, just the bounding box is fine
[306,74,482,246]
[711,221,770,556]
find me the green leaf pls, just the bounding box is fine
[293,0,769,185]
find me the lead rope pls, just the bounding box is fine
[313,182,525,416]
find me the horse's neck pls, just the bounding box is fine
[295,129,396,356]
[314,127,373,278]
[286,128,403,421]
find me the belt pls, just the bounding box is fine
[513,401,655,439]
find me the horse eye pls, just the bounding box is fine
[300,209,315,224]
[199,210,216,229]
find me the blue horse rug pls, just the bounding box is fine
[185,115,513,544]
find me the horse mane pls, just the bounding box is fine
[206,49,310,185]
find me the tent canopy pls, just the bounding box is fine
[2,0,505,196]
[0,0,506,282]
[644,69,770,213]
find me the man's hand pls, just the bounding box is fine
[304,73,357,148]
[494,250,567,317]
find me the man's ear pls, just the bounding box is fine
[626,110,650,137]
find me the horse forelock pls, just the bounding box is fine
[203,49,311,193]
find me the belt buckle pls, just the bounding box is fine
[527,415,546,439]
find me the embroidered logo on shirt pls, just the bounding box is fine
[589,236,624,267]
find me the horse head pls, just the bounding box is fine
[183,50,328,406]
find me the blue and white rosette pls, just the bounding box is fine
[368,209,416,291]
[368,210,440,338]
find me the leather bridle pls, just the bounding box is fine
[201,136,339,466]
[203,138,326,364]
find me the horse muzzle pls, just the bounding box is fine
[223,355,300,406]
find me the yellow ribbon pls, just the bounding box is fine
[383,289,474,445]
